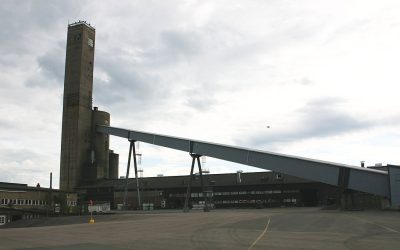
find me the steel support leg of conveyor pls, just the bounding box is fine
[183,154,197,212]
[123,140,134,210]
[132,141,141,210]
[196,156,209,212]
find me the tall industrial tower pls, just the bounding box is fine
[60,21,118,191]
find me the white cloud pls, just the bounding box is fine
[2,0,400,188]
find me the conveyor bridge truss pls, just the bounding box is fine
[97,125,400,209]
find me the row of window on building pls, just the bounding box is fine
[169,189,300,198]
[214,198,297,204]
[0,199,78,207]
[0,198,47,206]
[214,190,300,195]
[0,215,6,225]
[168,193,208,198]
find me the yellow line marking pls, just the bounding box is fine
[247,217,270,250]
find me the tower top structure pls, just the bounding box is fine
[68,20,95,31]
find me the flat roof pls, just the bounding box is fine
[0,182,74,193]
[68,20,95,31]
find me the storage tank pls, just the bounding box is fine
[92,107,110,179]
[109,150,119,179]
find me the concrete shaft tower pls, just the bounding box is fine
[60,21,118,192]
[60,21,96,191]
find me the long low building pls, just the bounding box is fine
[0,182,77,226]
[77,171,383,210]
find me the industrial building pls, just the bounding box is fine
[1,21,395,228]
[58,21,399,211]
[79,171,330,209]
[78,171,384,210]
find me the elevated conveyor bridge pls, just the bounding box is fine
[97,125,400,209]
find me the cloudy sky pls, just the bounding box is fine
[1,0,400,188]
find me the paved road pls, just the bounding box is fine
[1,208,399,249]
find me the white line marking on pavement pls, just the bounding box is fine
[247,217,270,250]
[346,214,399,233]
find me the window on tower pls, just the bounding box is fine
[88,38,94,47]
[74,34,81,41]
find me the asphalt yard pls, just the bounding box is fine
[1,208,399,249]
